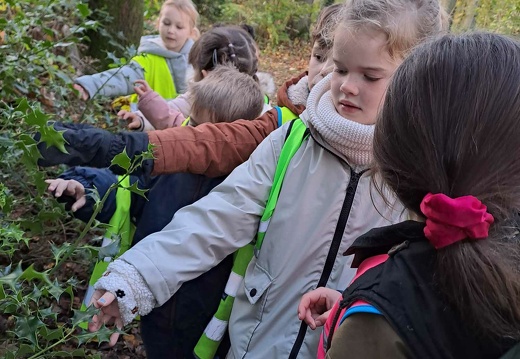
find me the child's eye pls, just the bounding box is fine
[176,25,184,30]
[314,54,325,62]
[364,75,381,82]
[334,67,347,75]
[163,21,171,26]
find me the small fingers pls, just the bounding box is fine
[52,179,70,197]
[71,196,86,212]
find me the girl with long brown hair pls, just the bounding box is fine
[301,32,520,359]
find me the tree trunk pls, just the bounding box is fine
[86,0,144,70]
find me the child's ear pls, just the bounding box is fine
[201,69,209,78]
[191,27,201,41]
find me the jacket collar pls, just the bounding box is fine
[345,220,427,267]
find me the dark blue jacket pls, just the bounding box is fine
[60,166,226,244]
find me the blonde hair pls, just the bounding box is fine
[339,0,448,59]
[160,0,199,30]
[189,65,264,124]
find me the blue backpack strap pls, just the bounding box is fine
[274,106,283,128]
[339,304,382,325]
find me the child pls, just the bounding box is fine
[301,32,520,359]
[73,0,198,103]
[47,65,265,358]
[119,25,263,131]
[37,4,342,177]
[86,0,446,357]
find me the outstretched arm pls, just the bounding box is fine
[36,109,278,177]
[149,108,279,176]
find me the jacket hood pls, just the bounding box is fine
[276,72,308,116]
[138,35,193,58]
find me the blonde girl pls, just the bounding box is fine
[73,0,198,103]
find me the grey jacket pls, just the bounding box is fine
[119,112,406,358]
[75,35,193,98]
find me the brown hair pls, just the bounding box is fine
[311,3,343,51]
[189,65,264,124]
[373,33,520,340]
[188,26,258,82]
[339,0,448,60]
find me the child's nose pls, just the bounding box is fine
[340,76,359,96]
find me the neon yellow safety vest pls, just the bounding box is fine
[80,176,135,327]
[194,118,309,359]
[113,54,178,112]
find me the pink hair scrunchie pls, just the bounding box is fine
[419,193,494,249]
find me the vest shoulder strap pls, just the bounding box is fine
[255,118,309,252]
[274,105,299,128]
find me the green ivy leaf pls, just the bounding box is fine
[14,98,30,114]
[25,108,49,127]
[52,348,87,357]
[71,307,98,327]
[20,264,52,285]
[51,242,72,264]
[75,325,116,346]
[123,181,148,199]
[77,3,91,17]
[15,344,34,357]
[0,262,24,290]
[111,149,131,171]
[14,315,45,346]
[38,306,58,322]
[38,123,68,154]
[39,325,64,341]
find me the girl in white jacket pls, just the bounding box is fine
[87,0,447,357]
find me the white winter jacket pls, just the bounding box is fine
[117,78,407,358]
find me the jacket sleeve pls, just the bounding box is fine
[119,125,288,305]
[59,167,149,225]
[75,60,145,99]
[58,167,119,224]
[325,313,411,359]
[138,90,185,129]
[148,108,279,177]
[166,92,191,117]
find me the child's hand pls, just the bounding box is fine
[118,110,144,131]
[297,287,342,330]
[88,289,123,347]
[45,178,86,212]
[73,84,89,101]
[133,80,152,98]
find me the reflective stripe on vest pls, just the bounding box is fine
[80,176,135,326]
[193,119,309,359]
[182,117,190,126]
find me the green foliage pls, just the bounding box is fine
[219,0,318,45]
[0,0,151,357]
[449,0,519,34]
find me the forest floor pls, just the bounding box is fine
[8,40,310,358]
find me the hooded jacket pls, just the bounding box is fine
[97,76,407,358]
[75,35,193,99]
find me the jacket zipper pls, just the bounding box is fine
[288,167,364,359]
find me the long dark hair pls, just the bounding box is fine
[373,32,520,340]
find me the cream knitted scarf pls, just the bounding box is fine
[306,74,374,167]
